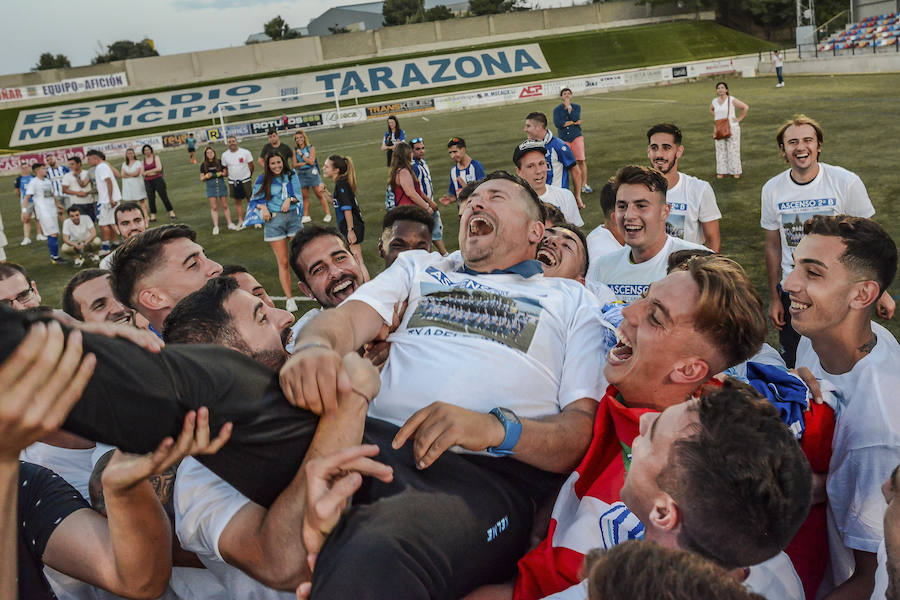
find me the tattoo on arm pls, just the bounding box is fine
[149,467,177,506]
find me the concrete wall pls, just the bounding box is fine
[757,47,900,74]
[0,0,703,108]
[853,0,899,20]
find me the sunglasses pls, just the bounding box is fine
[410,137,423,144]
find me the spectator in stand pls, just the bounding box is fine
[553,88,591,195]
[258,128,293,171]
[62,156,95,222]
[323,154,369,281]
[15,162,41,245]
[585,181,624,271]
[411,137,449,256]
[709,81,749,179]
[61,206,101,266]
[381,115,405,167]
[379,205,433,270]
[86,150,121,257]
[292,130,332,224]
[119,148,147,217]
[221,136,254,227]
[439,137,485,205]
[187,132,197,164]
[250,155,304,313]
[141,144,176,223]
[44,154,70,208]
[525,111,583,208]
[200,146,235,235]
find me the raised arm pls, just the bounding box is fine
[764,229,785,330]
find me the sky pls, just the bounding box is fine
[0,0,575,77]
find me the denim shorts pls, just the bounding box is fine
[297,167,322,189]
[263,209,302,242]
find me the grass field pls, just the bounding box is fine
[0,21,774,151]
[2,71,898,344]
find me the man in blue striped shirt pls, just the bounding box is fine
[411,137,448,255]
[439,137,485,206]
[525,112,583,209]
[44,154,70,208]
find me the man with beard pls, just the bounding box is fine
[288,224,368,338]
[62,269,135,326]
[761,115,892,368]
[163,275,384,598]
[586,165,705,303]
[646,123,721,251]
[283,170,607,598]
[109,224,223,335]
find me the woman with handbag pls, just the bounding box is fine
[709,81,749,179]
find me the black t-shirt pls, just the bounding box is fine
[259,143,293,169]
[18,461,90,600]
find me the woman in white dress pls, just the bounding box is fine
[120,148,148,216]
[709,81,749,179]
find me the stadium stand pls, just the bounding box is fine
[819,13,900,51]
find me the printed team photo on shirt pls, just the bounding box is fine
[407,283,542,353]
[780,198,838,247]
[665,205,687,240]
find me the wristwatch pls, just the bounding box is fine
[486,407,522,456]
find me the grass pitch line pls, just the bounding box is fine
[583,96,679,104]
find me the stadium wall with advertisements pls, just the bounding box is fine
[0,53,757,175]
[0,1,699,109]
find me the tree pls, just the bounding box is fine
[383,0,424,26]
[328,24,351,34]
[469,0,529,16]
[263,15,301,40]
[424,5,455,21]
[92,39,158,64]
[33,53,71,71]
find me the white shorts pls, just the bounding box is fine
[34,202,59,237]
[97,203,115,227]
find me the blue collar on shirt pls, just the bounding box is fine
[148,323,163,339]
[460,259,544,278]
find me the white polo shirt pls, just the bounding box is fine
[665,172,720,245]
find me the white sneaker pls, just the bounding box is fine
[302,215,312,224]
[20,237,31,246]
[227,222,239,231]
[212,227,220,235]
[36,234,47,241]
[254,223,262,229]
[91,254,100,262]
[285,298,298,312]
[323,214,333,223]
[776,82,785,88]
[581,184,594,194]
[74,257,85,267]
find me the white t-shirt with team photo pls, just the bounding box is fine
[347,250,608,432]
[665,172,721,246]
[585,235,705,303]
[760,163,874,286]
[62,216,95,244]
[795,323,900,593]
[93,162,121,206]
[539,185,583,227]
